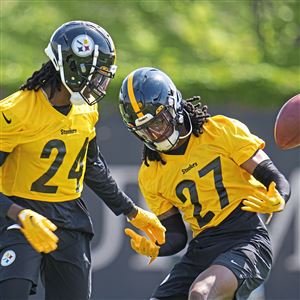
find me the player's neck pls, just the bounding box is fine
[168,123,190,152]
[177,114,194,146]
[43,85,71,107]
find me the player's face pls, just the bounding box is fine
[81,72,112,103]
[134,109,175,143]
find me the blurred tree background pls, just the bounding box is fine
[1,0,299,108]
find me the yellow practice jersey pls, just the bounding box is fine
[0,89,98,201]
[139,115,267,237]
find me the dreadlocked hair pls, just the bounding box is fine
[20,61,61,100]
[142,96,210,167]
[183,96,210,136]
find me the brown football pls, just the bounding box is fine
[274,94,300,150]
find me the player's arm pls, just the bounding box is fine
[0,151,22,219]
[84,138,165,244]
[125,207,187,263]
[157,207,187,256]
[84,138,135,215]
[0,151,58,253]
[240,149,291,214]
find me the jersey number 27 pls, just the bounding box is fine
[176,156,229,228]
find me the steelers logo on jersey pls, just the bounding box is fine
[71,35,94,57]
[1,250,16,267]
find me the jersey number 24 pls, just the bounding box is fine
[31,138,89,194]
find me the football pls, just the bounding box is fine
[274,94,300,150]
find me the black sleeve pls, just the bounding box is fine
[158,213,188,256]
[252,159,291,203]
[0,192,14,218]
[0,151,14,218]
[84,138,135,216]
[0,151,9,167]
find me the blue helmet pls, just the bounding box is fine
[119,67,185,152]
[45,20,117,105]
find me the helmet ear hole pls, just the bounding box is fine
[69,61,77,72]
[178,114,184,124]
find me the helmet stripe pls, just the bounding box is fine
[127,72,144,118]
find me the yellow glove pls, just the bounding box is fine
[18,209,59,253]
[242,182,285,214]
[128,207,166,245]
[125,228,160,264]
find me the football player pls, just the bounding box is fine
[0,22,165,299]
[119,67,291,300]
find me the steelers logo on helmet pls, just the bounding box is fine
[71,34,95,57]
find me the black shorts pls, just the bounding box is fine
[152,232,272,300]
[0,227,92,299]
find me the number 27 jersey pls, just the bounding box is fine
[139,115,266,237]
[0,89,98,202]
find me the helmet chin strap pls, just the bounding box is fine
[154,130,179,152]
[70,93,86,105]
[179,109,192,140]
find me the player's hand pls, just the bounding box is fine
[242,182,285,214]
[125,228,160,264]
[18,209,59,253]
[128,207,166,245]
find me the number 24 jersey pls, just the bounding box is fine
[139,116,266,237]
[0,89,98,202]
